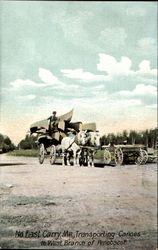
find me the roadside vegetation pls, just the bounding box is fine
[18,134,38,150]
[4,128,157,158]
[7,149,105,159]
[0,134,15,153]
[101,128,157,149]
[7,149,38,157]
[6,134,39,157]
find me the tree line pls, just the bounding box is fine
[100,128,157,148]
[0,133,15,153]
[18,134,38,150]
[18,128,157,150]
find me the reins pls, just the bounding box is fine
[65,133,83,151]
[66,137,76,151]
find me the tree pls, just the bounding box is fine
[100,127,157,147]
[4,137,12,145]
[18,135,38,149]
[100,134,108,145]
[142,130,149,147]
[135,131,142,145]
[129,130,137,145]
[0,134,4,144]
[148,128,157,148]
[0,134,15,152]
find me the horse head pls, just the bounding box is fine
[76,130,87,145]
[89,131,100,147]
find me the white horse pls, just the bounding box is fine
[85,131,100,167]
[87,131,100,147]
[61,131,87,166]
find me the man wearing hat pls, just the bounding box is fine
[48,111,59,132]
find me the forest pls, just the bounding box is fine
[0,128,157,153]
[100,128,157,148]
[17,128,157,150]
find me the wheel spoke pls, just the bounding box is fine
[104,149,111,164]
[50,145,56,165]
[39,143,45,164]
[115,148,123,166]
[135,149,144,165]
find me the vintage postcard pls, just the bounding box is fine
[0,1,157,249]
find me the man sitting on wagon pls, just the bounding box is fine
[48,111,59,133]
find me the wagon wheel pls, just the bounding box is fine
[50,145,56,165]
[141,149,148,164]
[135,149,144,165]
[104,149,111,165]
[39,143,45,164]
[114,148,124,166]
[136,149,148,165]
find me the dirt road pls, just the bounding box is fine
[0,154,157,249]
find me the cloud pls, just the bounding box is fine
[92,85,105,90]
[97,54,157,88]
[126,6,146,16]
[9,68,79,92]
[20,94,36,100]
[67,94,142,109]
[137,37,157,56]
[138,37,156,49]
[112,98,142,107]
[97,54,132,75]
[117,84,157,97]
[7,68,82,105]
[138,60,157,75]
[38,68,80,90]
[38,68,65,88]
[61,54,157,92]
[146,104,157,109]
[6,56,157,111]
[10,79,45,88]
[61,68,110,82]
[99,27,127,49]
[53,10,94,49]
[97,54,157,77]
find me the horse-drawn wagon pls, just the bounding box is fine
[30,109,100,166]
[30,109,76,164]
[103,144,157,166]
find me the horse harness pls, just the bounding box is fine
[65,135,79,151]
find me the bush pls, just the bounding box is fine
[7,149,38,157]
[0,134,15,153]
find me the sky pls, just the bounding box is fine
[0,1,157,145]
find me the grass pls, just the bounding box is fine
[0,214,39,226]
[1,195,57,207]
[7,149,38,157]
[94,150,104,159]
[6,148,157,162]
[7,149,104,159]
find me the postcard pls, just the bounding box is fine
[0,1,157,249]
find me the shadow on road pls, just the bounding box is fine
[0,163,27,167]
[94,162,105,168]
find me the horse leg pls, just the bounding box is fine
[62,151,66,166]
[73,150,77,166]
[87,150,91,167]
[79,149,83,166]
[67,152,71,166]
[76,150,81,167]
[91,151,94,167]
